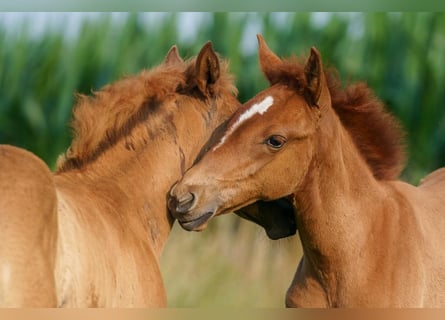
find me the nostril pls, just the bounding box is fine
[174,192,196,214]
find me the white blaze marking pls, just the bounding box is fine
[213,96,274,151]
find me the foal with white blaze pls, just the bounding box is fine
[169,35,445,307]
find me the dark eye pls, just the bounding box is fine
[265,135,286,150]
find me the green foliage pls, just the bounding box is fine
[0,13,186,166]
[1,12,444,180]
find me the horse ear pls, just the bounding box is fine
[304,47,323,107]
[164,45,183,65]
[257,34,282,84]
[194,41,220,95]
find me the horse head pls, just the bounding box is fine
[168,35,329,232]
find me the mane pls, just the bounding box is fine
[269,55,406,180]
[56,56,236,173]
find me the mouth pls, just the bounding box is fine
[177,211,214,231]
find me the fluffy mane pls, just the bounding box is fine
[266,55,406,180]
[329,77,406,180]
[56,56,236,172]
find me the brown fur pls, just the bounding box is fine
[168,35,445,307]
[0,43,240,307]
[258,49,406,181]
[58,51,236,172]
[0,145,58,306]
[330,80,406,180]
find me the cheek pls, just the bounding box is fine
[258,145,314,199]
[288,142,315,187]
[217,146,266,180]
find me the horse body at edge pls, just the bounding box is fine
[0,43,240,307]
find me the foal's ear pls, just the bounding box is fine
[304,47,323,107]
[194,41,220,95]
[257,34,283,84]
[164,45,183,65]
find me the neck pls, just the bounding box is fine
[293,109,385,292]
[55,106,210,259]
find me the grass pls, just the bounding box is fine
[161,215,302,307]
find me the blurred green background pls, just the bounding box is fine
[1,12,444,307]
[1,13,444,182]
